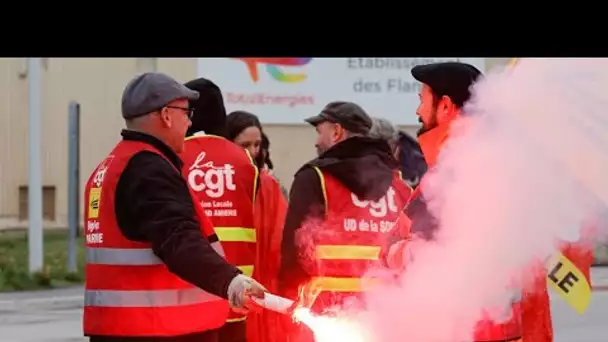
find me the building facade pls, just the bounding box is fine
[0,58,511,229]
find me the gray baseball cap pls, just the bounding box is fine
[305,101,373,135]
[121,72,200,119]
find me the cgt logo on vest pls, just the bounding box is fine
[345,187,400,233]
[351,187,399,218]
[187,151,236,198]
[92,155,114,188]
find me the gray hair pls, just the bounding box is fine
[369,117,399,145]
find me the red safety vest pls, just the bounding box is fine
[83,140,229,337]
[407,185,523,342]
[181,134,258,323]
[474,296,523,342]
[302,167,411,313]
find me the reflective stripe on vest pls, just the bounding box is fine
[85,247,223,308]
[211,242,226,257]
[314,244,384,292]
[85,288,218,307]
[237,265,254,277]
[309,276,386,292]
[215,226,256,322]
[215,227,255,277]
[215,227,256,243]
[316,245,381,260]
[87,244,225,265]
[215,227,255,276]
[87,247,162,265]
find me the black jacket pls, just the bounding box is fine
[89,130,241,342]
[277,136,399,298]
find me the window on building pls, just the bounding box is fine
[18,185,56,221]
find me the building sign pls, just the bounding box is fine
[197,57,486,125]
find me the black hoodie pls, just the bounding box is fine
[184,78,228,138]
[397,131,427,188]
[278,136,399,297]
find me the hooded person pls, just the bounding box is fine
[180,77,258,342]
[278,101,412,341]
[396,131,427,189]
[368,117,427,189]
[181,78,288,342]
[185,78,228,138]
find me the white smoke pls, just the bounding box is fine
[347,58,608,342]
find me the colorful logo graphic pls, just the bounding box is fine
[232,58,313,83]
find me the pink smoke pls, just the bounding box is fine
[334,59,608,342]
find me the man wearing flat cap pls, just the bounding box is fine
[402,62,483,239]
[278,101,412,341]
[82,72,266,342]
[411,61,482,164]
[383,62,529,342]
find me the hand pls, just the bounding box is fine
[227,274,268,314]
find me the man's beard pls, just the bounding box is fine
[416,111,438,137]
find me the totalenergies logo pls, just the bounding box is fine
[232,58,313,83]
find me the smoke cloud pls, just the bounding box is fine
[339,59,608,342]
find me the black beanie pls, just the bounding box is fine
[184,77,228,138]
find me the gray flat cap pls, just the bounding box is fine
[121,72,200,119]
[305,101,373,135]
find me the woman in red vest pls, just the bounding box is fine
[224,110,289,342]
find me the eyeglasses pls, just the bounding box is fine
[166,106,194,119]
